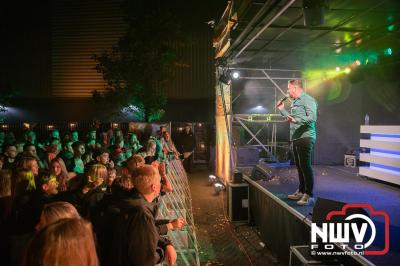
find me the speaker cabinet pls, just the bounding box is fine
[227,181,249,222]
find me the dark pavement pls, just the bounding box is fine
[188,166,282,266]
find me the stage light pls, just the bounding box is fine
[1,124,9,129]
[213,181,225,194]
[200,143,205,149]
[47,125,55,130]
[335,67,340,72]
[208,174,217,184]
[335,48,342,54]
[387,24,395,31]
[219,71,231,85]
[69,122,77,130]
[178,127,183,131]
[256,105,263,109]
[344,67,351,74]
[355,60,361,66]
[111,122,119,129]
[198,123,202,127]
[232,71,240,79]
[23,123,30,129]
[355,38,362,45]
[384,48,393,56]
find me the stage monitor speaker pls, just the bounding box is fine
[312,197,369,224]
[311,197,370,260]
[303,0,325,27]
[312,197,369,240]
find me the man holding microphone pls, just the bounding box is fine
[277,79,318,206]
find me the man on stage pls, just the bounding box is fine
[277,79,318,206]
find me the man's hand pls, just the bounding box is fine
[165,245,177,266]
[276,101,285,110]
[170,218,186,230]
[287,115,297,123]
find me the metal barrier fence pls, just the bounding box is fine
[158,159,200,266]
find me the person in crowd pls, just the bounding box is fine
[22,218,99,266]
[59,140,74,163]
[99,131,110,149]
[93,176,133,265]
[140,139,157,164]
[71,130,79,143]
[110,135,127,167]
[105,168,117,193]
[35,201,80,232]
[2,144,18,170]
[22,143,47,169]
[125,132,142,158]
[110,165,177,266]
[50,157,71,192]
[0,169,12,266]
[0,131,5,154]
[179,124,196,173]
[15,139,25,154]
[93,147,114,169]
[28,172,60,231]
[277,79,318,206]
[17,155,40,178]
[66,141,85,175]
[82,150,94,165]
[80,164,107,218]
[162,131,180,160]
[86,128,99,152]
[4,132,16,146]
[0,169,12,224]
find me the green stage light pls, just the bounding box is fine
[387,24,395,31]
[384,48,393,56]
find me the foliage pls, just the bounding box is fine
[93,0,181,122]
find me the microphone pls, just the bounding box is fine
[277,94,289,106]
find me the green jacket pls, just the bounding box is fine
[279,92,317,141]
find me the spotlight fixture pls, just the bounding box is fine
[232,71,240,79]
[208,174,217,184]
[213,181,225,194]
[344,67,351,74]
[219,71,231,85]
[47,125,55,130]
[111,122,119,129]
[69,122,77,130]
[23,123,30,129]
[1,124,9,129]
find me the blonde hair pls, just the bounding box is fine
[14,170,36,196]
[86,164,107,184]
[131,165,160,195]
[23,218,99,266]
[40,201,80,228]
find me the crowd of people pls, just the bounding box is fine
[0,124,195,266]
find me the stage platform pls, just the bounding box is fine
[241,165,400,266]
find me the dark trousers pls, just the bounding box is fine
[293,137,315,197]
[183,153,193,173]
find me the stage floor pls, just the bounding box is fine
[247,165,400,265]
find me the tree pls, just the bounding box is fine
[93,0,181,122]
